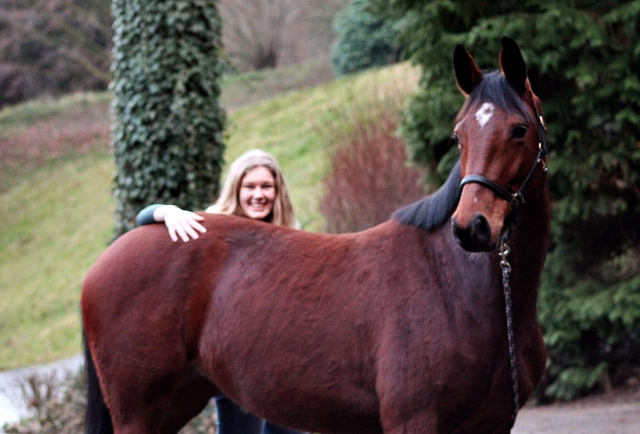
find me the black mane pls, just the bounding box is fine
[393,161,461,230]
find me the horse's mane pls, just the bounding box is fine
[392,160,461,230]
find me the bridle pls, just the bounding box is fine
[459,105,548,217]
[458,105,548,428]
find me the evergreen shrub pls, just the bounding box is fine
[331,0,403,76]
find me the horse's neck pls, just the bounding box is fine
[508,186,550,318]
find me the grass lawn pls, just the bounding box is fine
[0,152,114,368]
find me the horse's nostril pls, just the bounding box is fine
[472,214,491,244]
[451,219,462,242]
[452,215,494,252]
[452,218,467,245]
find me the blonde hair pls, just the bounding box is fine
[205,149,297,228]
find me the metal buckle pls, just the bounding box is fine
[499,240,512,272]
[510,192,524,208]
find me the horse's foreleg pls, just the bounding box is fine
[380,408,445,434]
[103,368,218,434]
[105,371,179,434]
[116,420,161,434]
[489,416,516,434]
[381,417,444,434]
[159,367,220,434]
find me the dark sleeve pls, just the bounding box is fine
[135,204,164,226]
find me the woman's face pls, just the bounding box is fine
[239,166,277,221]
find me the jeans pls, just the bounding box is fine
[215,395,306,434]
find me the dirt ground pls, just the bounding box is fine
[512,385,640,434]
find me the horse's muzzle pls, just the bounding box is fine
[452,213,496,252]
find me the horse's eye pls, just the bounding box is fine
[450,134,460,148]
[512,125,528,139]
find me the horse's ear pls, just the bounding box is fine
[499,36,527,94]
[454,44,483,96]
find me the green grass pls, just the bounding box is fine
[219,56,335,110]
[0,152,114,368]
[0,62,418,369]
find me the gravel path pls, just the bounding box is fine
[513,389,640,434]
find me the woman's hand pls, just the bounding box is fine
[154,205,207,242]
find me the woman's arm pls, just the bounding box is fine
[135,204,163,226]
[136,204,206,242]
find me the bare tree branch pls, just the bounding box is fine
[218,0,305,70]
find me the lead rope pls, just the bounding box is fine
[499,109,547,429]
[499,226,520,429]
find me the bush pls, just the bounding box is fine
[111,0,227,236]
[372,0,640,400]
[318,78,426,233]
[331,0,402,76]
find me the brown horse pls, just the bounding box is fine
[82,37,549,434]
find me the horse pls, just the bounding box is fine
[82,37,550,434]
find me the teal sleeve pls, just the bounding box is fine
[136,204,164,226]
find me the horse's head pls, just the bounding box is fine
[451,37,547,252]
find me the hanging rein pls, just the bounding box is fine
[459,107,548,428]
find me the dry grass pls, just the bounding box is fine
[0,94,111,192]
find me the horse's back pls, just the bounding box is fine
[82,223,221,315]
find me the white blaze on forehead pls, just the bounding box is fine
[475,103,495,128]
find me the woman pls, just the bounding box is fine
[136,149,303,434]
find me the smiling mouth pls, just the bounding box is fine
[249,203,268,211]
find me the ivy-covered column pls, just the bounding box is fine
[111,0,226,236]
